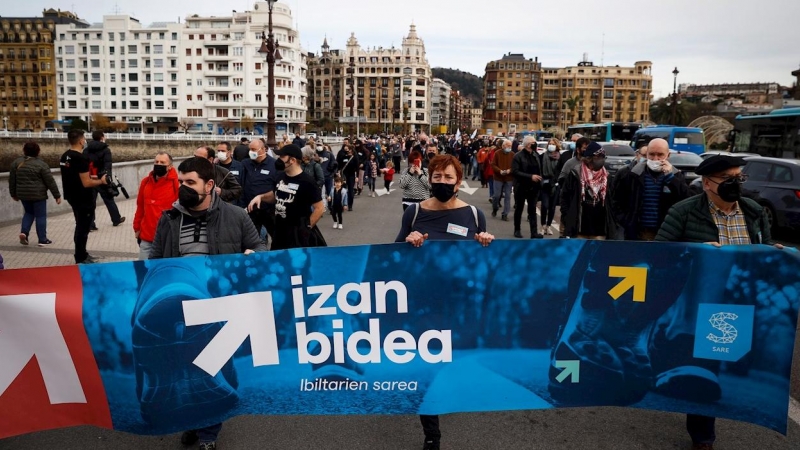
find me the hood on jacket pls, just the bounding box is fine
[86,140,109,153]
[172,189,221,216]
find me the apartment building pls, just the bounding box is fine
[0,9,88,131]
[182,1,307,135]
[430,78,450,133]
[55,15,183,132]
[307,24,432,135]
[481,53,542,136]
[540,56,653,129]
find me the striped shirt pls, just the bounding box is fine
[709,201,751,245]
[640,171,666,229]
[179,214,210,256]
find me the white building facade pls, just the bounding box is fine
[430,78,450,133]
[182,2,307,135]
[55,16,184,133]
[53,2,307,135]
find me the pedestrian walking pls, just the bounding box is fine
[538,138,562,235]
[84,130,125,229]
[327,176,348,229]
[490,139,513,222]
[9,141,61,247]
[194,146,242,203]
[132,151,179,260]
[380,161,396,194]
[241,139,279,246]
[395,154,494,450]
[60,130,110,264]
[511,136,544,239]
[559,141,617,240]
[399,151,430,211]
[337,145,359,211]
[365,152,379,197]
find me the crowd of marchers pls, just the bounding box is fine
[5,128,786,450]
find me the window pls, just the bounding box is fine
[154,59,163,68]
[66,59,76,68]
[744,162,771,182]
[65,45,75,54]
[92,87,101,95]
[234,62,243,71]
[92,100,101,109]
[255,94,262,102]
[128,45,137,54]
[110,74,116,82]
[154,87,164,95]
[233,47,243,56]
[154,45,163,54]
[186,49,191,56]
[91,59,100,68]
[91,73,101,82]
[255,62,262,70]
[154,73,164,82]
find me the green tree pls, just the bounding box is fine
[564,96,580,127]
[649,98,690,126]
[69,118,89,132]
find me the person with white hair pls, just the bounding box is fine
[511,136,544,238]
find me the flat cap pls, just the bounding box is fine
[696,155,746,176]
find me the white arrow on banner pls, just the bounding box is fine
[0,293,86,404]
[183,291,280,377]
[459,180,479,195]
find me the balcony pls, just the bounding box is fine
[203,39,233,47]
[206,84,233,92]
[204,53,233,61]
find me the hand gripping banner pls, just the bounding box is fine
[0,240,798,439]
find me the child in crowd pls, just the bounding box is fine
[365,152,379,198]
[327,176,348,230]
[380,161,395,195]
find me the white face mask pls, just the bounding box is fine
[646,159,663,172]
[249,151,259,160]
[547,145,557,152]
[217,151,228,161]
[503,147,512,153]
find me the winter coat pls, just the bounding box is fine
[560,162,619,239]
[611,161,689,240]
[150,192,267,259]
[213,164,243,203]
[655,194,773,245]
[83,140,113,176]
[133,167,180,243]
[302,160,325,187]
[9,156,61,201]
[511,149,542,191]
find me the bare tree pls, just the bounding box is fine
[178,119,196,133]
[220,120,236,135]
[241,115,255,133]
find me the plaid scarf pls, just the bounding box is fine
[580,162,608,205]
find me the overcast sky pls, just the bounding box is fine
[7,0,799,99]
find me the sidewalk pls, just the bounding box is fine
[0,198,139,269]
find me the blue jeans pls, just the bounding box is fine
[492,180,512,216]
[21,199,48,243]
[487,176,494,199]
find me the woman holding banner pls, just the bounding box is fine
[395,154,494,450]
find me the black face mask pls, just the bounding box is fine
[178,184,207,209]
[715,178,742,202]
[274,158,286,171]
[588,159,605,171]
[153,164,168,177]
[431,182,456,203]
[427,152,436,159]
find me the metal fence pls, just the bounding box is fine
[0,131,345,144]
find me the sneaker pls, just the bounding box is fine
[338,224,343,229]
[181,430,199,446]
[547,228,554,235]
[422,438,440,450]
[371,192,376,198]
[199,443,217,450]
[113,217,126,227]
[501,214,508,222]
[38,239,54,247]
[19,233,28,245]
[333,222,339,229]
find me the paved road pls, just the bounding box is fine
[1,168,798,449]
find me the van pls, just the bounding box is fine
[630,126,706,155]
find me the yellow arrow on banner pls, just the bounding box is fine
[608,266,648,302]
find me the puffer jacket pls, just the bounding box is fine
[655,194,773,244]
[133,167,180,243]
[9,156,61,201]
[149,192,267,259]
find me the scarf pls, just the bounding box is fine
[541,152,559,178]
[580,162,608,205]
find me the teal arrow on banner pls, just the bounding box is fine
[554,360,580,383]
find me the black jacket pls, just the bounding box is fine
[83,140,113,176]
[213,165,242,203]
[655,194,773,245]
[611,161,689,240]
[560,163,618,239]
[511,149,542,191]
[317,150,338,179]
[337,150,359,177]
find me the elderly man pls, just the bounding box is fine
[240,138,279,246]
[194,146,242,203]
[511,136,544,238]
[612,138,689,241]
[215,142,244,188]
[656,154,782,450]
[491,139,514,221]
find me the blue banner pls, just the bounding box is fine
[1,240,798,439]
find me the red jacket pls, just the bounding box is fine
[133,168,179,243]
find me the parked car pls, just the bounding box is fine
[689,156,800,231]
[600,142,636,177]
[668,150,704,186]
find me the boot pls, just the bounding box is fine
[530,221,544,239]
[513,229,523,238]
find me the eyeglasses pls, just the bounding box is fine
[708,174,748,183]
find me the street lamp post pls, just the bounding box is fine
[257,0,283,150]
[668,66,681,125]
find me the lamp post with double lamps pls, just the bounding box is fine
[257,0,283,149]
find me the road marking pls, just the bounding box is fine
[790,397,800,426]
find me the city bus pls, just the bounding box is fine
[729,108,800,160]
[630,126,706,155]
[516,130,554,141]
[566,122,641,143]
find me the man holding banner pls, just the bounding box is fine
[148,156,266,449]
[656,154,783,450]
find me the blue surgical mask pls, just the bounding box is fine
[568,142,576,151]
